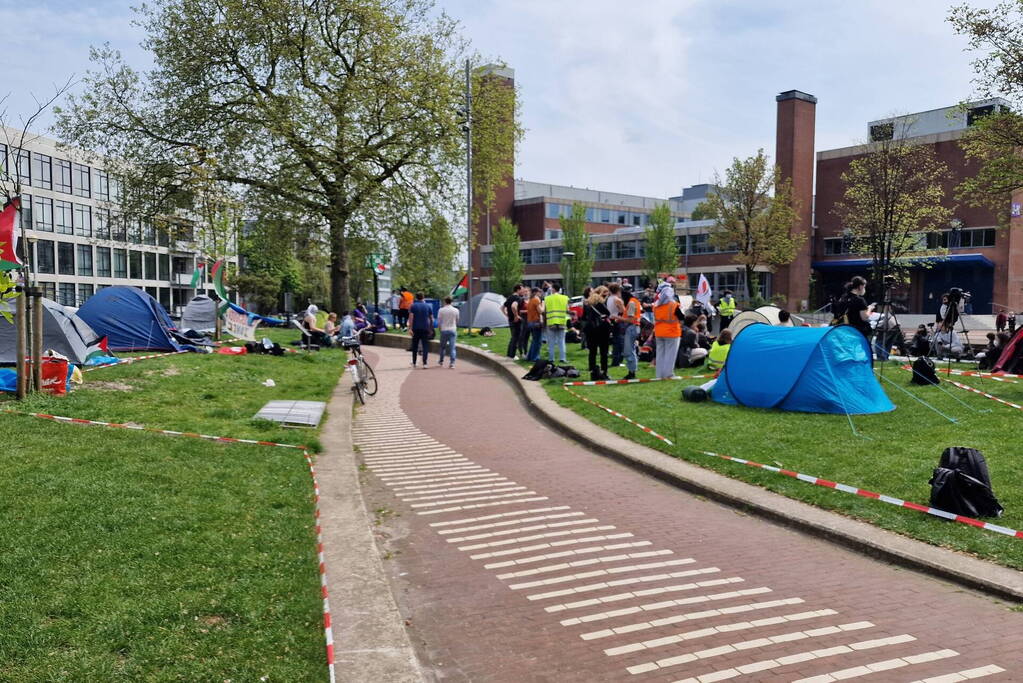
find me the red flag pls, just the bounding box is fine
[0,197,22,271]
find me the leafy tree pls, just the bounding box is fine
[704,150,803,299]
[833,136,951,298]
[643,203,678,284]
[489,217,523,295]
[392,214,458,299]
[689,201,718,221]
[56,0,517,312]
[559,203,594,296]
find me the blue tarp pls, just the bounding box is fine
[78,287,187,352]
[711,324,894,415]
[227,302,286,326]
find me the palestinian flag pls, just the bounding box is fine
[211,258,230,313]
[85,335,110,360]
[0,197,22,272]
[450,273,468,298]
[189,262,204,288]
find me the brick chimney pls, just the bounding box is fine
[774,90,816,310]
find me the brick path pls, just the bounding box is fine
[353,346,1021,682]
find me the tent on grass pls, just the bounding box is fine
[711,323,894,415]
[181,295,218,332]
[0,296,104,365]
[78,286,188,352]
[993,325,1023,374]
[456,292,508,329]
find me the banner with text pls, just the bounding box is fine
[223,308,260,341]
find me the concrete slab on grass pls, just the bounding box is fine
[254,400,326,427]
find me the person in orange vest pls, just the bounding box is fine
[397,287,414,330]
[653,279,685,379]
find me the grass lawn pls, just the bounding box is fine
[0,326,345,680]
[456,327,1023,570]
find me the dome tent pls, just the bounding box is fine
[456,292,508,329]
[78,286,187,352]
[181,295,218,332]
[0,297,104,364]
[711,323,894,415]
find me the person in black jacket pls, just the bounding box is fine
[834,276,874,339]
[583,285,612,380]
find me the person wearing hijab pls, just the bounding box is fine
[303,305,328,346]
[653,279,685,379]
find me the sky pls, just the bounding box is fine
[0,0,1000,199]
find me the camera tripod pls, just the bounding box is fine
[928,294,974,376]
[874,280,898,382]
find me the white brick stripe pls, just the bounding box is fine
[438,511,585,534]
[446,518,600,542]
[481,541,653,569]
[527,565,720,602]
[396,480,516,497]
[508,558,696,590]
[457,525,618,550]
[401,486,528,502]
[392,473,506,488]
[379,466,490,481]
[909,664,1005,683]
[368,460,472,473]
[362,451,460,463]
[496,549,674,579]
[468,533,635,559]
[429,506,572,527]
[793,648,961,683]
[556,579,757,621]
[417,496,551,516]
[412,491,539,509]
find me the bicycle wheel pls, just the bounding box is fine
[353,378,366,404]
[362,361,378,396]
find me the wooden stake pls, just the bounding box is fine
[31,290,43,391]
[15,289,26,399]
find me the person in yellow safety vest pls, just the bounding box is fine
[707,328,733,372]
[717,290,737,333]
[543,283,569,364]
[653,279,684,379]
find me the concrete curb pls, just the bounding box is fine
[374,332,1023,603]
[317,378,425,682]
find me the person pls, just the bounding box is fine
[324,311,339,340]
[939,292,964,327]
[833,276,874,339]
[1010,311,1017,334]
[676,313,703,368]
[407,292,433,368]
[936,294,949,326]
[437,296,459,368]
[339,310,357,339]
[977,332,999,370]
[639,283,656,323]
[909,324,931,357]
[525,287,544,361]
[502,284,525,359]
[371,311,388,333]
[653,279,684,379]
[996,310,1008,333]
[303,304,329,346]
[388,290,402,330]
[543,283,569,364]
[583,286,612,381]
[717,290,736,333]
[707,328,733,372]
[398,287,414,330]
[606,282,626,368]
[352,304,369,331]
[621,287,643,380]
[578,286,592,350]
[777,309,794,327]
[933,322,963,359]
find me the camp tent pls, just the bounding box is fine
[78,286,186,352]
[711,323,894,415]
[456,292,508,328]
[993,325,1023,373]
[727,310,772,335]
[181,295,218,332]
[754,305,806,327]
[0,297,103,364]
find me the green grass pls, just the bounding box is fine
[0,326,344,679]
[457,328,1023,570]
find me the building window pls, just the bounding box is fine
[616,211,626,225]
[968,105,996,127]
[94,208,110,239]
[113,248,128,278]
[617,240,637,259]
[129,220,143,244]
[481,251,492,268]
[73,203,92,237]
[39,281,55,301]
[143,222,157,245]
[110,176,122,202]
[112,214,127,242]
[533,247,551,264]
[36,240,55,274]
[129,250,143,279]
[77,244,94,276]
[520,248,533,265]
[73,163,91,197]
[601,208,611,223]
[95,169,109,201]
[96,246,112,277]
[823,237,852,255]
[58,242,75,275]
[958,227,996,248]
[31,153,51,190]
[54,158,72,194]
[78,283,94,305]
[33,196,53,232]
[631,213,643,227]
[18,193,32,230]
[870,123,894,142]
[144,251,157,279]
[58,282,75,307]
[54,200,73,235]
[158,253,170,280]
[15,151,30,185]
[545,229,563,240]
[595,241,613,260]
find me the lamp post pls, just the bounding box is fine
[611,270,619,284]
[562,251,575,298]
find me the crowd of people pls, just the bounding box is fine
[301,303,387,348]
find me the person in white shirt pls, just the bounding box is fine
[388,290,403,329]
[436,296,460,368]
[933,323,963,359]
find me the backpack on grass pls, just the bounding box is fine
[929,447,1003,518]
[910,357,940,385]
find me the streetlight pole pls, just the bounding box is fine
[464,59,474,330]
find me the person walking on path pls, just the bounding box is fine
[622,287,643,380]
[437,296,459,368]
[606,283,626,368]
[525,287,544,361]
[388,290,402,330]
[543,283,569,364]
[653,280,684,379]
[408,292,434,368]
[502,284,525,359]
[717,290,737,333]
[583,286,613,381]
[398,287,414,330]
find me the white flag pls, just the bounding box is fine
[695,274,713,307]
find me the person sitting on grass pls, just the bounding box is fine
[707,328,733,372]
[324,312,339,344]
[909,324,930,357]
[977,332,1000,370]
[303,305,330,346]
[933,322,963,360]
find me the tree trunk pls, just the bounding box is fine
[329,218,350,313]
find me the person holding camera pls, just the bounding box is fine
[833,276,874,340]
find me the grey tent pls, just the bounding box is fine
[0,296,103,364]
[456,292,508,329]
[181,295,218,332]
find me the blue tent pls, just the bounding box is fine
[711,324,894,415]
[78,286,186,352]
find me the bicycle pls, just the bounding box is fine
[340,335,377,404]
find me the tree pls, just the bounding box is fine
[643,203,678,284]
[56,0,517,313]
[559,203,594,296]
[689,201,718,221]
[392,214,458,299]
[704,150,803,299]
[489,217,523,295]
[833,136,951,298]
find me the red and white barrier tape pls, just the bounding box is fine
[561,385,674,446]
[563,374,715,387]
[84,350,189,372]
[940,368,1019,384]
[1,407,335,680]
[947,379,1023,412]
[697,449,1023,540]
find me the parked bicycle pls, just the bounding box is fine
[340,335,377,404]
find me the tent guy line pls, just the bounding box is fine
[0,405,337,681]
[82,350,189,372]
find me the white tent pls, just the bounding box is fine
[456,292,508,329]
[181,295,218,332]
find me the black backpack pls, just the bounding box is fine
[929,447,1003,518]
[910,357,940,385]
[682,385,708,403]
[522,359,554,381]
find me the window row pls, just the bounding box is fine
[822,228,997,256]
[17,195,170,245]
[481,232,736,267]
[1,144,118,200]
[544,203,685,227]
[38,282,179,310]
[30,241,171,280]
